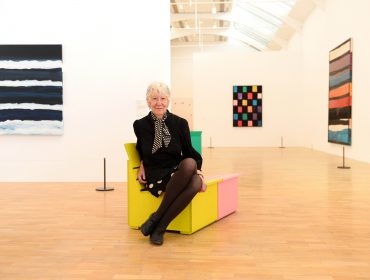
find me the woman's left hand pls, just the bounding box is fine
[197,170,207,192]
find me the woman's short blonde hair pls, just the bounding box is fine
[146,82,171,103]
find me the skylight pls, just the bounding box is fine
[233,0,298,49]
[170,0,302,51]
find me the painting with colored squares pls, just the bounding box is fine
[233,85,262,127]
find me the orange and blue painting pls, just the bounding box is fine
[328,38,352,145]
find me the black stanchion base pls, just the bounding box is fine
[96,186,115,191]
[337,166,350,169]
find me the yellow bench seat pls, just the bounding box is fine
[124,143,238,234]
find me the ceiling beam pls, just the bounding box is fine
[171,20,288,49]
[170,1,233,5]
[171,27,267,51]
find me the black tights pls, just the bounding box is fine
[151,158,202,233]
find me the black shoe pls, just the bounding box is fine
[150,229,165,246]
[140,214,158,236]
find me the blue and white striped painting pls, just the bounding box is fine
[0,45,63,135]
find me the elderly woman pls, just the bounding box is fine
[133,82,205,245]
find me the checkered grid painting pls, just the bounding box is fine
[233,85,262,127]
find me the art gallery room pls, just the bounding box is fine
[1,0,370,279]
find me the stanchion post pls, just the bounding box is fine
[279,136,285,149]
[209,137,214,149]
[338,146,350,169]
[96,157,115,191]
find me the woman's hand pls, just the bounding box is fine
[137,161,147,184]
[197,170,207,192]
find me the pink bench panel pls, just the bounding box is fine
[217,174,239,219]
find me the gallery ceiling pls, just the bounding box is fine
[170,0,323,51]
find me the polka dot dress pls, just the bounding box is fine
[141,166,178,197]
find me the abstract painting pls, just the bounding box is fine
[328,38,352,145]
[0,45,63,135]
[233,85,262,127]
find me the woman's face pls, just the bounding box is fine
[148,90,169,119]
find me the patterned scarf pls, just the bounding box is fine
[151,112,171,154]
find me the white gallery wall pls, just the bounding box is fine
[192,51,304,147]
[0,0,170,182]
[171,55,193,99]
[289,0,370,162]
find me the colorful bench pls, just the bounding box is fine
[124,143,239,234]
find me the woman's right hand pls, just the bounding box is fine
[137,161,147,184]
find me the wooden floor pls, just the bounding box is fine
[1,147,370,280]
